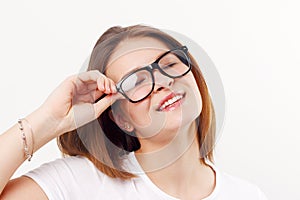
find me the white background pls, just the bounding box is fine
[0,0,299,199]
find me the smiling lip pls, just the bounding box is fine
[156,92,186,111]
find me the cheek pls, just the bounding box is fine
[191,80,202,104]
[183,74,203,116]
[121,98,167,139]
[121,99,153,127]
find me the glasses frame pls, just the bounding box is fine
[115,46,192,103]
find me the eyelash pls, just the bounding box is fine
[162,62,177,69]
[135,78,146,86]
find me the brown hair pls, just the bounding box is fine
[58,25,216,179]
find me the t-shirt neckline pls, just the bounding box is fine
[126,153,220,200]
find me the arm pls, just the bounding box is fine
[0,70,120,199]
[1,176,48,200]
[0,108,57,199]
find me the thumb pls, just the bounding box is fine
[70,96,113,131]
[68,93,123,132]
[93,93,124,118]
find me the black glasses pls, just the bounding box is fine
[115,46,192,103]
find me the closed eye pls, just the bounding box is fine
[161,62,177,69]
[135,78,146,86]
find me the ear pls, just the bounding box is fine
[108,110,134,132]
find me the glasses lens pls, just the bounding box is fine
[121,69,153,102]
[158,49,190,77]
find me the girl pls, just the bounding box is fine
[0,25,267,199]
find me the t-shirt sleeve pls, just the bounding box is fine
[24,156,103,200]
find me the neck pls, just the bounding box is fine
[135,123,216,199]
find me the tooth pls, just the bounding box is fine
[159,94,184,111]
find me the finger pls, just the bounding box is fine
[76,70,102,82]
[73,89,102,103]
[97,76,105,91]
[93,93,124,118]
[76,83,99,95]
[71,93,123,129]
[106,78,117,93]
[75,70,115,95]
[87,83,98,91]
[72,70,102,92]
[103,78,111,94]
[109,79,117,93]
[71,103,96,130]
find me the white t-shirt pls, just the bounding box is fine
[25,154,268,200]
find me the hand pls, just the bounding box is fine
[39,70,122,137]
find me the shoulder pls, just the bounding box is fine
[24,156,105,199]
[24,156,138,200]
[221,172,260,192]
[218,172,268,199]
[49,155,98,173]
[26,155,103,180]
[204,160,267,199]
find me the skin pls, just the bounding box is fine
[106,38,202,150]
[106,38,215,199]
[0,37,215,200]
[0,71,120,199]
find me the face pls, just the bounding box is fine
[106,37,202,148]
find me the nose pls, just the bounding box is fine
[153,69,174,92]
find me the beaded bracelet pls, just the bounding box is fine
[17,118,34,161]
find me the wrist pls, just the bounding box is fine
[25,107,60,152]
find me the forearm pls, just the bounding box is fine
[0,70,112,195]
[0,108,59,193]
